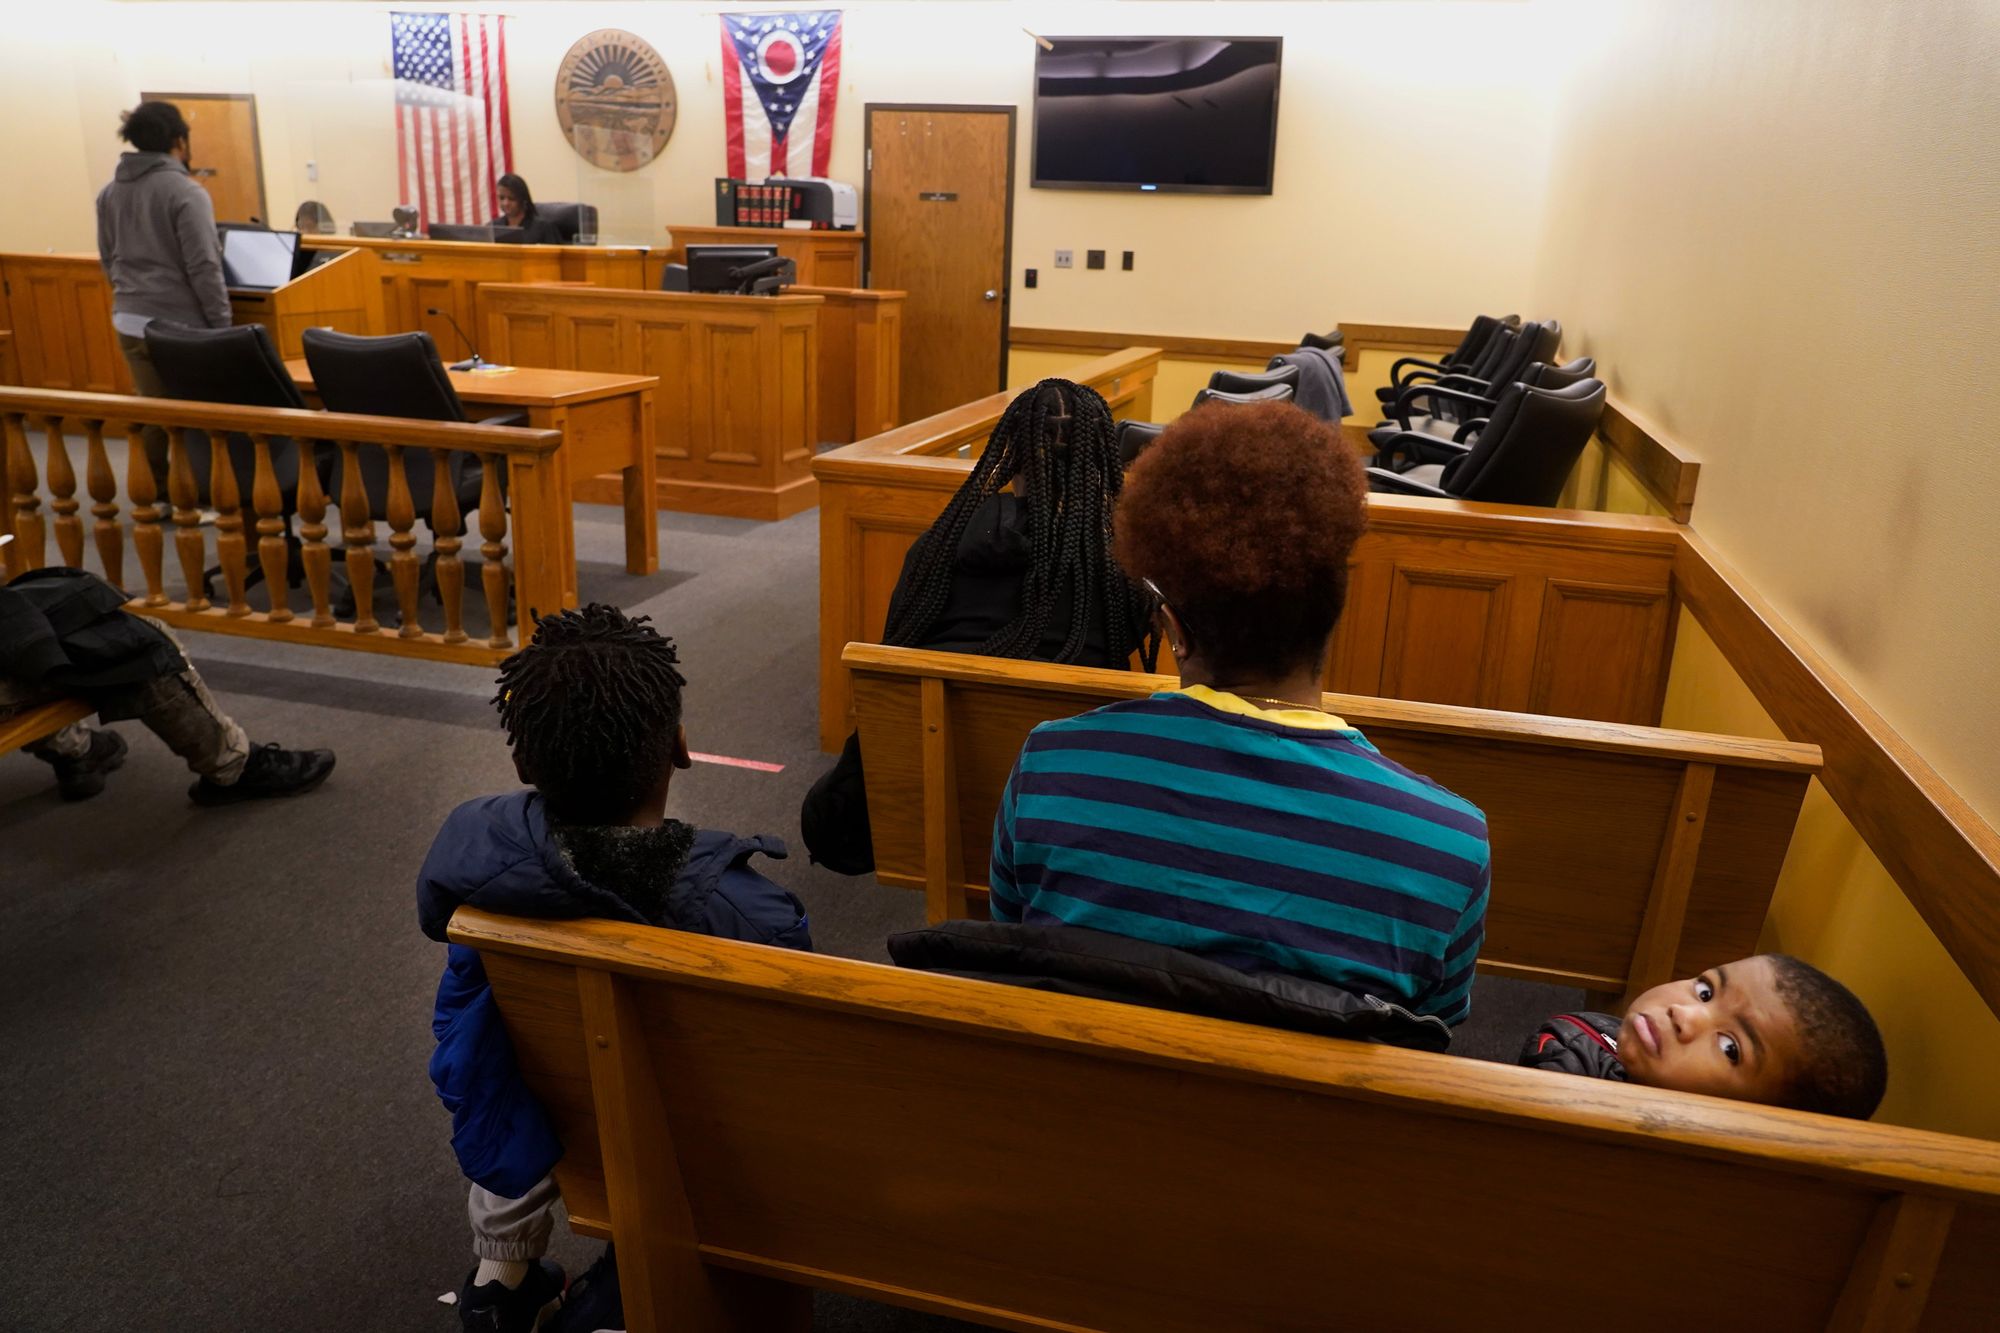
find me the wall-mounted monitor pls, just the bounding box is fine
[1031,36,1282,195]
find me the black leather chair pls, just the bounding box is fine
[1375,319,1561,440]
[1203,365,1301,400]
[1299,329,1345,353]
[1374,314,1519,406]
[143,322,310,509]
[536,202,599,244]
[1117,420,1166,466]
[298,329,523,522]
[1374,355,1598,447]
[1367,377,1606,507]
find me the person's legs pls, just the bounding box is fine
[25,721,94,763]
[115,331,172,483]
[124,664,251,785]
[461,1175,566,1331]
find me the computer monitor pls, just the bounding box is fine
[427,223,524,244]
[686,244,781,294]
[219,227,302,290]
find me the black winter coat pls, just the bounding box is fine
[1518,1011,1627,1081]
[0,567,185,719]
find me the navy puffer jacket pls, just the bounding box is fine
[418,790,812,1197]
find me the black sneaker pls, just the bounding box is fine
[188,742,336,806]
[545,1246,619,1333]
[41,729,127,802]
[457,1259,566,1333]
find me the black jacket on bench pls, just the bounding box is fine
[888,919,1453,1052]
[0,567,185,720]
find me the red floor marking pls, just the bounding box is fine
[690,751,786,773]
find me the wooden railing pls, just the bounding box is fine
[2,389,570,665]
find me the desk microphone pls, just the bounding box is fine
[426,307,486,371]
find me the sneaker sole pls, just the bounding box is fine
[188,759,335,807]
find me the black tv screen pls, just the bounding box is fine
[1031,37,1282,195]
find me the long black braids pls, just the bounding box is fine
[492,603,689,823]
[882,378,1154,668]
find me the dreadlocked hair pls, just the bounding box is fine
[882,378,1153,667]
[492,603,689,825]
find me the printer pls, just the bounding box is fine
[765,177,859,230]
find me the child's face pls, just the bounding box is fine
[1619,957,1798,1105]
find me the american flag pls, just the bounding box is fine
[391,11,512,228]
[720,10,843,180]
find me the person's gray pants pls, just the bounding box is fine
[467,1174,560,1262]
[116,330,172,483]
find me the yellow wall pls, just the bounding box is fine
[1,1,1561,340]
[1660,613,2000,1139]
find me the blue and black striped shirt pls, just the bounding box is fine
[989,687,1491,1023]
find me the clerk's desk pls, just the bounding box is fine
[286,360,660,588]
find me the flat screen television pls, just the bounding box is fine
[1031,36,1282,195]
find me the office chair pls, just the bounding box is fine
[1117,420,1166,466]
[1370,355,1597,449]
[1367,377,1606,507]
[299,329,522,523]
[659,263,691,292]
[1201,364,1301,403]
[1380,319,1561,430]
[1374,314,1520,406]
[536,202,599,244]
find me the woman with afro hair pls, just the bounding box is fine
[988,400,1494,1026]
[800,379,1152,876]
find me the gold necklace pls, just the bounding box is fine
[1238,692,1327,714]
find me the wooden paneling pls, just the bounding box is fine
[480,283,819,520]
[812,347,1162,749]
[1674,532,2000,1017]
[788,286,905,444]
[659,226,865,289]
[1598,396,1703,522]
[847,643,1817,990]
[0,254,131,393]
[226,247,373,358]
[866,105,1015,421]
[457,907,2000,1333]
[1335,321,1466,372]
[0,329,17,386]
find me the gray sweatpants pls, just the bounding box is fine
[468,1174,560,1262]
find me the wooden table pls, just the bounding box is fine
[287,361,660,589]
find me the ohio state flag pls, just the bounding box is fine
[719,10,843,179]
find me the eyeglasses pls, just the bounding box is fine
[1140,577,1200,652]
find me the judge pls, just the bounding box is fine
[491,173,565,244]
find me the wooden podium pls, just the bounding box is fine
[480,283,823,520]
[227,248,374,358]
[663,225,866,287]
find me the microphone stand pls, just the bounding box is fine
[427,306,487,371]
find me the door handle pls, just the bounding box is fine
[983,289,998,301]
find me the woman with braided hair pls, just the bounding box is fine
[802,378,1151,876]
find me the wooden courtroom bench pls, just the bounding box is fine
[0,697,94,758]
[846,643,1823,1002]
[451,908,2000,1332]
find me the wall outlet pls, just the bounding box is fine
[306,160,318,183]
[1122,250,1134,271]
[1054,249,1073,269]
[1086,249,1105,270]
[1025,267,1038,288]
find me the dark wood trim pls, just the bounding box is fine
[864,103,1016,395]
[1008,326,1291,363]
[1599,398,1701,523]
[1335,321,1465,372]
[1673,532,2000,1015]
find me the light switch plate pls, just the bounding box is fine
[1054,249,1073,269]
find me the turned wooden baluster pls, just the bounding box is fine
[126,424,167,605]
[384,445,423,638]
[85,421,124,587]
[251,433,291,623]
[429,447,467,644]
[210,431,250,616]
[339,440,379,633]
[296,440,334,627]
[43,417,84,569]
[4,412,41,574]
[167,425,208,611]
[478,452,510,649]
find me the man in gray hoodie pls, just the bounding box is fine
[95,101,232,466]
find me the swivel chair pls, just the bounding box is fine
[1374,314,1520,407]
[1367,377,1606,508]
[1117,420,1166,467]
[1371,354,1597,449]
[1203,365,1301,399]
[536,202,599,244]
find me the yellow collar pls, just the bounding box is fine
[1172,684,1349,731]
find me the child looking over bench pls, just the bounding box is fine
[1520,954,1888,1118]
[416,604,811,1332]
[989,401,1491,1026]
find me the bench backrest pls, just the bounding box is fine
[847,643,1823,999]
[454,908,2000,1333]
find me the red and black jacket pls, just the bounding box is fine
[1518,1011,1627,1081]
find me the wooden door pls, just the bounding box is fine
[143,93,268,225]
[865,105,1013,422]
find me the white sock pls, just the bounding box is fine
[474,1258,530,1289]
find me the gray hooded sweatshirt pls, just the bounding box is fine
[94,152,231,333]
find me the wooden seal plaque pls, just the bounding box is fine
[555,29,677,171]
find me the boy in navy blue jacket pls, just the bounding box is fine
[418,604,811,1332]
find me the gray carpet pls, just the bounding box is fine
[0,499,1572,1329]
